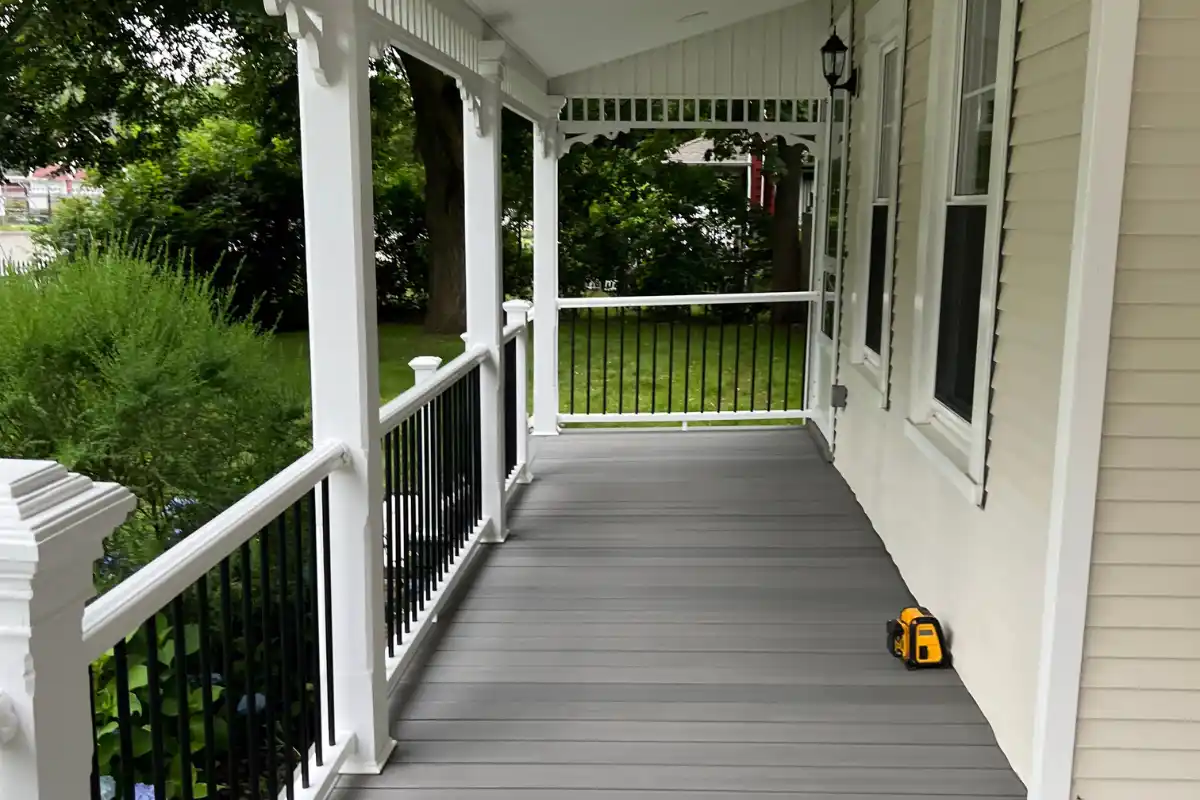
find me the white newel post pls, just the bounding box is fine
[290,0,392,772]
[461,45,507,543]
[503,300,532,482]
[532,121,561,437]
[0,460,135,799]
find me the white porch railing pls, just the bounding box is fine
[551,291,817,427]
[0,304,530,800]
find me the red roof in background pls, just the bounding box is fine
[29,165,87,181]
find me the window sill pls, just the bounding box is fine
[850,357,885,399]
[903,418,984,507]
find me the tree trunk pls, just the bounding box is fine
[769,139,808,325]
[400,52,466,333]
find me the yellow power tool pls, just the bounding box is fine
[887,606,951,670]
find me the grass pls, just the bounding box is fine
[276,317,807,425]
[558,313,806,420]
[275,324,467,401]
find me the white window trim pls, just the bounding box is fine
[907,0,1018,505]
[849,0,905,407]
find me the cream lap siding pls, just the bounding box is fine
[992,0,1089,501]
[1073,1,1200,798]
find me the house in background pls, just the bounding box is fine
[668,135,817,213]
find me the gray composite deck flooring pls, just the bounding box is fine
[335,429,1025,799]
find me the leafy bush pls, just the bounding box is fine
[0,242,308,587]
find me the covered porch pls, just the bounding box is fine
[0,1,1043,800]
[337,429,1023,798]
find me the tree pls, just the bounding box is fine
[398,52,466,333]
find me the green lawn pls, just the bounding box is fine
[276,318,806,422]
[275,324,467,402]
[559,315,806,418]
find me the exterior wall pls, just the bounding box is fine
[548,3,825,98]
[832,0,1090,782]
[1073,1,1200,796]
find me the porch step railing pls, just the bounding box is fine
[555,291,816,426]
[0,302,530,800]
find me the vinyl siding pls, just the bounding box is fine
[831,0,1088,783]
[1073,1,1200,797]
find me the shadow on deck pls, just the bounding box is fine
[335,428,1025,799]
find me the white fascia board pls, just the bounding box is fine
[428,0,549,92]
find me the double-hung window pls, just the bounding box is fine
[907,0,1015,503]
[865,45,901,361]
[936,0,1002,421]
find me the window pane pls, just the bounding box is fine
[865,205,889,354]
[953,0,1002,196]
[822,271,837,338]
[934,205,988,420]
[875,47,899,201]
[825,153,843,257]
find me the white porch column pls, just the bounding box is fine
[461,46,507,543]
[0,460,135,800]
[293,1,392,772]
[531,121,561,437]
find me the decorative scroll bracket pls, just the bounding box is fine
[264,0,339,86]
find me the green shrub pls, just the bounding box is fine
[0,242,308,587]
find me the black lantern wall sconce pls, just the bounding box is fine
[820,1,858,95]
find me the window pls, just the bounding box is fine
[907,0,1015,502]
[865,46,900,357]
[824,98,847,259]
[933,0,1002,422]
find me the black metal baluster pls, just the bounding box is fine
[717,321,725,413]
[766,320,776,411]
[684,318,692,413]
[321,478,336,747]
[291,500,311,787]
[304,492,324,768]
[145,614,168,800]
[307,489,326,767]
[634,307,642,412]
[667,320,675,412]
[277,515,296,799]
[219,558,241,785]
[602,307,609,412]
[171,596,194,800]
[569,309,577,414]
[437,393,448,580]
[651,319,658,413]
[473,369,482,522]
[585,309,593,415]
[784,322,793,409]
[390,426,403,643]
[422,406,433,602]
[384,430,395,657]
[240,542,260,800]
[89,665,101,800]
[402,417,414,630]
[751,319,760,411]
[700,317,708,411]
[618,308,625,413]
[449,382,461,558]
[733,316,742,411]
[114,640,136,800]
[197,575,217,794]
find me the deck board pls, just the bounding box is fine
[334,429,1025,799]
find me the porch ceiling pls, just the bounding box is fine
[463,0,812,78]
